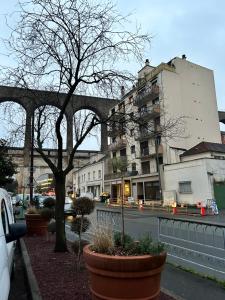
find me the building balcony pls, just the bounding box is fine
[108,138,127,151]
[139,104,160,120]
[107,126,126,137]
[104,170,138,180]
[135,129,154,141]
[133,85,159,106]
[136,144,163,159]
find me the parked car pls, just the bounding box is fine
[64,196,73,211]
[0,188,27,300]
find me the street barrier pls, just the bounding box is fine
[158,216,225,281]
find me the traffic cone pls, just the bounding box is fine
[200,207,206,216]
[139,201,144,210]
[172,207,177,215]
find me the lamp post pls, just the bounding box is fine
[29,113,34,205]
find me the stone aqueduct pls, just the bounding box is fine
[0,85,118,192]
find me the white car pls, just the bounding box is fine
[64,196,73,211]
[0,188,26,300]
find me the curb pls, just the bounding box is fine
[20,239,43,300]
[161,287,185,300]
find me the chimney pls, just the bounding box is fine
[182,54,187,60]
[145,59,150,66]
[121,86,125,97]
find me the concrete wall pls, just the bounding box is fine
[162,58,221,157]
[164,158,225,205]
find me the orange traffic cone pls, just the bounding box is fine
[172,207,177,215]
[200,207,206,216]
[139,201,144,210]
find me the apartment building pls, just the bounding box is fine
[73,153,105,199]
[104,55,221,203]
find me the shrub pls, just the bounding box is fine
[40,207,55,220]
[72,197,95,215]
[26,206,39,214]
[43,197,56,208]
[91,225,114,254]
[91,231,165,256]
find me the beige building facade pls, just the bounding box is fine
[105,55,221,203]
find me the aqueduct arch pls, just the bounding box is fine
[0,85,119,166]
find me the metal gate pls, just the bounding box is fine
[214,183,225,209]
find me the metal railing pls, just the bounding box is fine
[158,216,225,280]
[134,85,159,106]
[96,209,121,232]
[139,104,160,119]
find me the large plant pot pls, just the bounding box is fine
[25,214,48,236]
[83,245,166,300]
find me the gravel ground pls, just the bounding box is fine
[24,236,175,300]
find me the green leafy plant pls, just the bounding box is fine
[26,197,56,221]
[40,197,56,220]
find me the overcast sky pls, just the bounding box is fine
[0,0,224,149]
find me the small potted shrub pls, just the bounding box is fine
[71,197,95,269]
[84,221,166,299]
[25,197,56,236]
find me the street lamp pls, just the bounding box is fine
[29,113,34,205]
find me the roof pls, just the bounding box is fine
[181,142,225,157]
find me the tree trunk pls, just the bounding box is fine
[54,174,68,252]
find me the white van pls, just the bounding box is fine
[0,188,26,300]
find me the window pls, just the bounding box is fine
[120,148,126,157]
[93,171,96,180]
[140,141,149,156]
[1,200,9,235]
[98,170,101,179]
[84,174,86,182]
[179,181,192,194]
[141,161,150,174]
[131,145,135,154]
[88,172,90,181]
[132,163,136,171]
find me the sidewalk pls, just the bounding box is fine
[20,232,225,300]
[16,207,225,300]
[162,263,225,300]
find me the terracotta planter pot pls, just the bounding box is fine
[25,214,49,236]
[83,245,166,300]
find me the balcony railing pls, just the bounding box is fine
[107,126,126,137]
[108,139,127,151]
[135,129,154,141]
[139,104,160,119]
[104,170,138,180]
[134,85,159,106]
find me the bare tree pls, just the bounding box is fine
[2,0,151,251]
